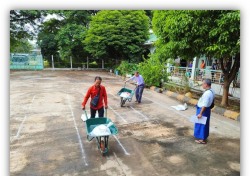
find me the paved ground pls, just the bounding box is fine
[10,70,240,176]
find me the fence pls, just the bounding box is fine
[168,66,240,88]
[10,53,44,70]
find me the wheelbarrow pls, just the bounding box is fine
[117,83,136,107]
[82,110,118,155]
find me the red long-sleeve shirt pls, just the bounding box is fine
[82,85,108,110]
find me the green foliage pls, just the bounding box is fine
[89,61,99,68]
[55,23,87,59]
[84,10,150,62]
[43,60,50,68]
[10,39,33,53]
[181,75,191,93]
[38,10,92,65]
[116,61,138,76]
[152,10,240,61]
[10,10,47,48]
[152,10,240,106]
[206,10,240,58]
[137,55,168,87]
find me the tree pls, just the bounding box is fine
[84,10,150,64]
[138,55,168,87]
[37,11,93,67]
[10,10,47,50]
[37,18,62,63]
[10,39,33,53]
[152,10,240,106]
[56,24,86,60]
[207,11,240,106]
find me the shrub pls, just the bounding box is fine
[138,55,169,87]
[116,61,138,76]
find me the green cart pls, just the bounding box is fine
[83,110,118,155]
[117,83,136,107]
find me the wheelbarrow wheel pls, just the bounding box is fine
[120,97,126,107]
[100,140,105,152]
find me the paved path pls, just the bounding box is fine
[10,70,240,176]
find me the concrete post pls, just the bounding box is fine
[166,63,171,73]
[87,57,89,69]
[190,57,196,80]
[70,56,72,69]
[52,55,54,70]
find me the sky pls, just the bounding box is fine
[1,0,249,175]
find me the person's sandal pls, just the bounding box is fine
[195,140,207,144]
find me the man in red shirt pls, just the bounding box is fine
[82,76,108,118]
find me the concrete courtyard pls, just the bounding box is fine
[10,70,240,176]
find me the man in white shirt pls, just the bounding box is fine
[125,71,145,104]
[194,78,215,144]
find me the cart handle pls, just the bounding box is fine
[83,109,89,120]
[83,109,107,118]
[104,109,107,117]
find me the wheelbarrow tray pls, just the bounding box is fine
[85,117,118,138]
[117,87,134,99]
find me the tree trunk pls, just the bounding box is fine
[220,53,240,107]
[221,80,230,106]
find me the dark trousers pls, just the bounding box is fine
[90,107,104,118]
[136,84,144,103]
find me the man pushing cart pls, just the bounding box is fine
[81,76,118,155]
[124,71,145,104]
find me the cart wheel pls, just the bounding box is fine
[102,148,108,156]
[120,97,126,107]
[100,140,105,152]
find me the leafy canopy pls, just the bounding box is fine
[84,10,150,62]
[152,10,240,61]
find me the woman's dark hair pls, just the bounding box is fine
[95,76,102,81]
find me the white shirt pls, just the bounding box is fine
[197,89,215,108]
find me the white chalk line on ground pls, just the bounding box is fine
[107,95,127,123]
[109,91,149,122]
[10,95,36,143]
[143,95,240,132]
[113,135,130,155]
[113,152,130,175]
[110,91,149,121]
[128,106,149,120]
[80,92,126,122]
[81,91,130,156]
[67,94,88,166]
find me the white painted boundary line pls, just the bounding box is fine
[82,92,130,155]
[128,106,149,120]
[109,105,127,123]
[67,94,88,166]
[110,91,149,121]
[113,135,130,155]
[10,95,36,143]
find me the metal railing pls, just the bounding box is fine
[168,66,240,87]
